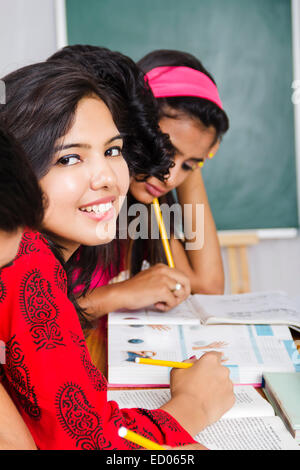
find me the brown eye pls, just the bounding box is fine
[56,154,81,166]
[105,146,122,157]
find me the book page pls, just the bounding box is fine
[108,323,299,386]
[195,416,299,450]
[190,291,300,326]
[108,298,199,325]
[107,386,274,419]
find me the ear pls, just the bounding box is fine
[208,139,220,159]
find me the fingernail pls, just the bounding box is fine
[189,355,196,359]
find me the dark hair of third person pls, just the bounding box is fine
[0,124,44,233]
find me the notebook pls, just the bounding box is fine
[108,323,300,387]
[108,291,300,331]
[108,386,299,450]
[263,372,300,443]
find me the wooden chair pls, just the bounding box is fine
[218,232,259,294]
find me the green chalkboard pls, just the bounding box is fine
[66,0,298,230]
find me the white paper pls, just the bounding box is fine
[190,291,300,327]
[108,386,275,420]
[195,416,299,450]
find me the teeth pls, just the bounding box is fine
[80,202,113,214]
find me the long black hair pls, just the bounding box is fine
[0,60,173,326]
[0,124,44,233]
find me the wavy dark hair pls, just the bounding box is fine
[48,45,174,182]
[137,49,229,141]
[0,124,44,233]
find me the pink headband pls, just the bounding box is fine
[145,66,223,110]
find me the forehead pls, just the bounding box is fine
[159,115,217,158]
[56,96,118,145]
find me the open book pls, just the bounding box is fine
[108,291,300,331]
[108,386,299,450]
[108,323,300,387]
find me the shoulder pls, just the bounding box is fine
[1,230,67,295]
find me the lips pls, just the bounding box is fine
[79,196,116,209]
[78,196,116,221]
[145,182,166,198]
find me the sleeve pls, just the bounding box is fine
[0,252,195,450]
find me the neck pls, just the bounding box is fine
[42,231,80,262]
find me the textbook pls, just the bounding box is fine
[108,386,299,450]
[263,372,300,444]
[108,291,300,331]
[107,323,300,387]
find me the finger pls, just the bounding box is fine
[199,350,223,362]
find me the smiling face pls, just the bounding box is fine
[129,111,220,204]
[40,96,129,260]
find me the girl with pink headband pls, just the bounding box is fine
[79,49,229,317]
[126,49,229,296]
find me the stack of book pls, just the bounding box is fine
[263,372,300,444]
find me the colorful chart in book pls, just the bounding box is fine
[108,324,300,386]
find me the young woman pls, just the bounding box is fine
[0,125,44,450]
[49,48,229,318]
[48,45,192,313]
[0,61,234,450]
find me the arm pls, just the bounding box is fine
[174,168,224,294]
[1,246,194,449]
[78,263,191,317]
[161,352,235,437]
[0,383,36,450]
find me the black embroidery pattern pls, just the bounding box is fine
[56,382,112,450]
[15,232,40,260]
[5,335,41,419]
[20,269,65,351]
[70,332,107,392]
[0,274,6,303]
[54,262,67,293]
[135,408,189,446]
[116,411,160,450]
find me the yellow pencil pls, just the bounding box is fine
[135,357,193,368]
[118,426,165,450]
[152,197,175,268]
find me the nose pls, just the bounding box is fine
[90,156,118,191]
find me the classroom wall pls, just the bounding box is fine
[0,0,57,77]
[222,237,300,296]
[0,1,299,297]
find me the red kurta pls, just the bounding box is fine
[0,231,194,450]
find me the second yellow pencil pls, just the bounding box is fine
[135,357,193,368]
[152,197,175,268]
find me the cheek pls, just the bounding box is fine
[40,173,81,219]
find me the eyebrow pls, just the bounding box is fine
[172,144,202,162]
[54,134,124,153]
